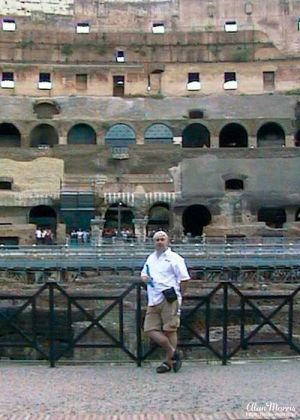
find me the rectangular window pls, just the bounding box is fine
[0,181,12,190]
[76,22,90,34]
[113,75,125,97]
[2,19,16,32]
[224,21,238,32]
[116,51,125,63]
[263,71,275,90]
[298,18,300,31]
[152,23,165,34]
[76,74,88,90]
[187,72,201,91]
[224,72,237,90]
[38,72,52,90]
[1,72,14,88]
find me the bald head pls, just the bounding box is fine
[153,230,168,241]
[153,230,169,252]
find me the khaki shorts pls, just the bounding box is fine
[144,299,180,332]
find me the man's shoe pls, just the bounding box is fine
[172,350,182,373]
[156,362,172,373]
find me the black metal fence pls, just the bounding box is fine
[0,281,299,367]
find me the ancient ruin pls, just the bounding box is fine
[1,0,300,243]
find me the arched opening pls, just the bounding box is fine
[225,179,244,190]
[30,124,59,148]
[294,130,300,147]
[182,123,210,148]
[144,124,173,144]
[105,124,136,147]
[67,124,96,145]
[0,123,21,147]
[103,202,135,238]
[33,101,60,119]
[147,203,170,236]
[257,123,285,147]
[295,208,300,221]
[182,205,212,236]
[29,205,57,229]
[258,207,286,228]
[219,123,248,148]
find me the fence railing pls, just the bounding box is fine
[2,241,300,272]
[0,281,299,368]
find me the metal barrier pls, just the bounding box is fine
[0,281,299,367]
[2,241,300,275]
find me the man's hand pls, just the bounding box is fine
[141,275,150,284]
[141,275,150,290]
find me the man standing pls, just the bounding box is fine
[141,230,190,373]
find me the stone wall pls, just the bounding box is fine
[0,158,64,194]
[0,224,36,245]
[0,0,300,54]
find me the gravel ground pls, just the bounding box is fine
[0,360,299,419]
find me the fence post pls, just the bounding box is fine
[222,282,229,365]
[205,298,210,344]
[288,296,293,350]
[48,282,56,368]
[136,282,143,367]
[240,297,247,350]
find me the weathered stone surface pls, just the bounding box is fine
[0,157,63,194]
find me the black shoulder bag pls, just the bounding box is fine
[162,287,177,303]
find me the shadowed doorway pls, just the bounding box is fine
[182,205,212,236]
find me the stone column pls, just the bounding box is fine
[171,211,184,241]
[90,216,106,245]
[56,223,66,245]
[59,135,68,145]
[285,135,294,148]
[210,136,219,148]
[134,216,148,242]
[248,136,257,148]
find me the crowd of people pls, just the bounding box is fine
[35,227,55,245]
[69,228,90,244]
[102,227,135,239]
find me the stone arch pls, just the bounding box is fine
[257,122,285,147]
[103,202,135,238]
[182,123,210,148]
[294,129,300,147]
[144,123,173,144]
[30,124,59,148]
[182,205,212,236]
[0,123,21,147]
[29,205,57,229]
[33,101,60,119]
[105,124,136,147]
[67,124,97,145]
[225,179,244,190]
[147,202,170,235]
[219,123,248,148]
[257,207,286,228]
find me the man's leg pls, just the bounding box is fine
[144,302,176,369]
[164,330,177,350]
[147,330,175,366]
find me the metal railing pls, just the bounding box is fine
[1,240,300,272]
[0,281,299,367]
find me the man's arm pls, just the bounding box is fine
[180,279,189,297]
[141,259,150,285]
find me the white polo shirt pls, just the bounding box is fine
[141,247,190,306]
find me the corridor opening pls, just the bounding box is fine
[182,205,212,236]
